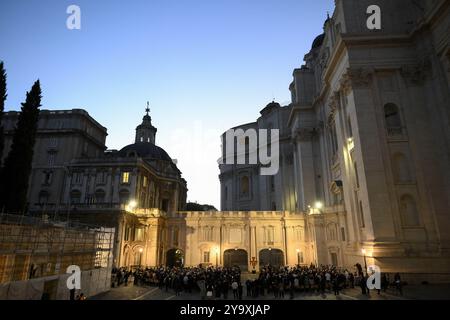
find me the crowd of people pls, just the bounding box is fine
[111,263,404,299]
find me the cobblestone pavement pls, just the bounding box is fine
[90,283,450,301]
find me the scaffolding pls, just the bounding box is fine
[0,212,115,285]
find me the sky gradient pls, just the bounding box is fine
[0,0,335,208]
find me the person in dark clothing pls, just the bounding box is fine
[222,281,229,300]
[238,282,243,300]
[245,280,251,297]
[360,275,367,295]
[215,281,222,299]
[394,273,403,296]
[333,277,340,296]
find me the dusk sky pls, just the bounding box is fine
[0,0,334,208]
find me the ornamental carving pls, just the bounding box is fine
[340,67,374,92]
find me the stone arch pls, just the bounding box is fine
[224,249,248,271]
[166,248,184,268]
[259,248,284,268]
[95,188,106,203]
[384,103,403,133]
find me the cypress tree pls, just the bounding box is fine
[0,80,41,214]
[0,61,6,167]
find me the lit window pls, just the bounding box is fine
[121,172,130,184]
[203,251,210,263]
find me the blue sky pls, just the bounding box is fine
[0,0,334,209]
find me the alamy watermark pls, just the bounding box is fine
[66,265,81,290]
[367,5,381,30]
[219,128,280,176]
[366,265,381,290]
[66,5,81,30]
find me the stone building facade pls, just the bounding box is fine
[219,0,450,280]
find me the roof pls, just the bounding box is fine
[118,142,172,161]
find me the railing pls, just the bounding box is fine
[387,127,407,140]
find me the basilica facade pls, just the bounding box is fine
[218,0,450,281]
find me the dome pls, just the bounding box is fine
[118,142,172,161]
[311,33,325,49]
[260,101,281,116]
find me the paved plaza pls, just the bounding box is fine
[91,276,450,301]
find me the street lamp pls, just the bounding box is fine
[296,249,300,265]
[314,201,323,210]
[361,248,368,275]
[127,200,137,212]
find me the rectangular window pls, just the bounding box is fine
[354,162,360,189]
[73,172,83,184]
[97,171,107,184]
[121,172,130,184]
[203,251,210,263]
[299,251,304,264]
[359,201,366,228]
[124,227,130,241]
[135,228,144,241]
[331,253,338,266]
[48,153,56,167]
[266,227,274,245]
[341,227,346,241]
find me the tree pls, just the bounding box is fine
[0,61,6,167]
[186,202,218,211]
[0,80,41,213]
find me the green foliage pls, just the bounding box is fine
[0,80,41,213]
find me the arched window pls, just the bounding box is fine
[384,104,402,134]
[392,153,413,183]
[400,195,420,226]
[119,189,130,204]
[38,191,49,204]
[70,190,81,204]
[95,189,106,203]
[327,224,337,241]
[241,176,249,196]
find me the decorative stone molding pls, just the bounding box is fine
[340,67,374,93]
[401,58,432,86]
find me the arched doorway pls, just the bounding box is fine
[259,249,284,268]
[166,249,184,268]
[224,249,248,271]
